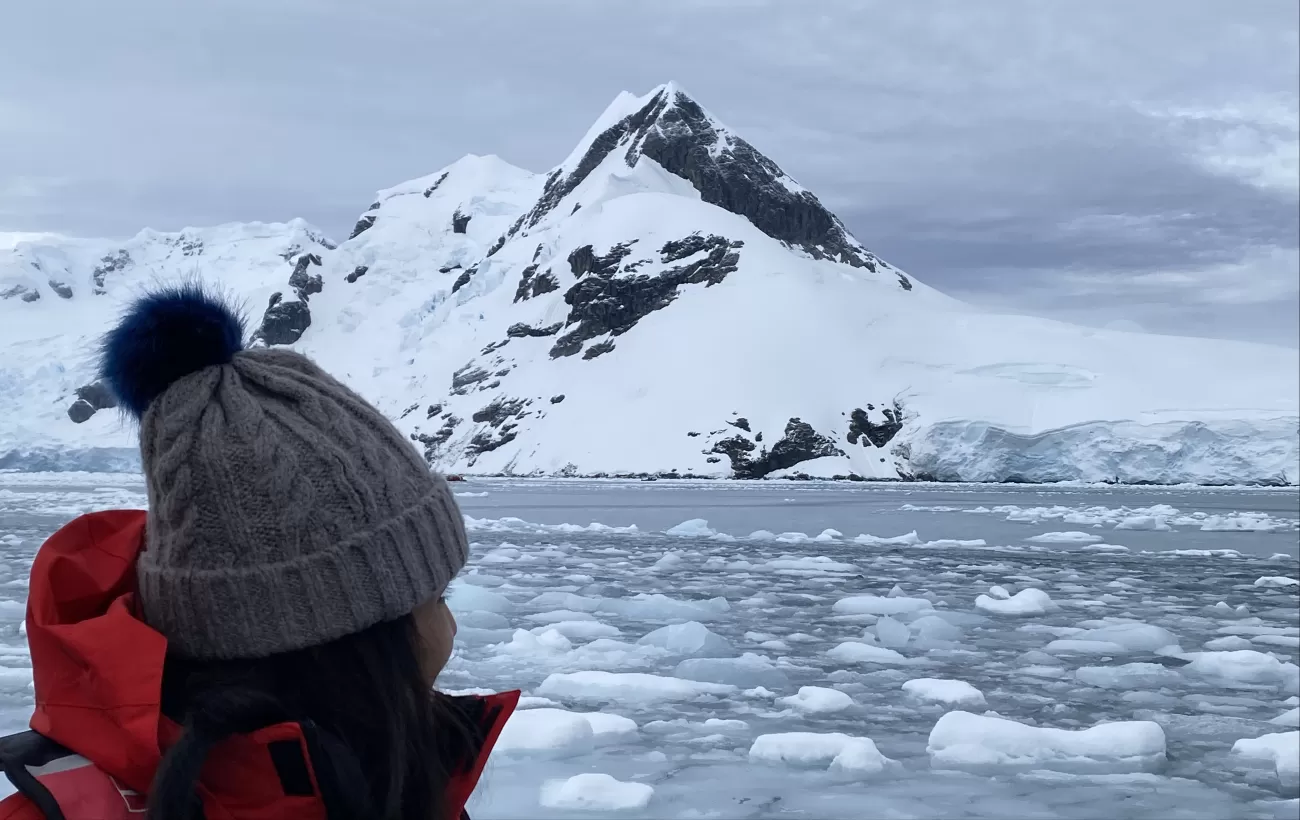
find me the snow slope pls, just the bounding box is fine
[2,83,1298,483]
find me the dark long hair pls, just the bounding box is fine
[148,613,483,820]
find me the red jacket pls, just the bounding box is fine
[0,510,518,820]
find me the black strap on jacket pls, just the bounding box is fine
[0,730,71,820]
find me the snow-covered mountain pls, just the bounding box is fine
[3,84,1298,484]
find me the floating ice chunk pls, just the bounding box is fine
[927,711,1166,773]
[749,732,891,775]
[1271,708,1300,728]
[651,551,684,570]
[1232,731,1300,792]
[1185,651,1300,691]
[902,678,986,707]
[637,621,735,657]
[1202,514,1293,532]
[446,583,514,614]
[975,588,1055,616]
[1027,531,1103,544]
[853,531,922,546]
[496,708,595,757]
[988,585,1011,599]
[1254,636,1300,649]
[814,528,843,542]
[887,584,907,598]
[1075,663,1183,690]
[674,653,790,690]
[1205,636,1255,651]
[1256,576,1300,589]
[527,592,600,612]
[536,671,736,703]
[1083,543,1130,552]
[827,641,911,665]
[456,610,511,629]
[666,518,715,537]
[583,712,640,745]
[539,620,623,640]
[832,595,934,616]
[598,593,730,622]
[493,628,572,658]
[778,686,855,713]
[1114,516,1171,531]
[909,615,963,642]
[763,556,856,574]
[539,773,654,812]
[1072,622,1181,653]
[921,538,987,548]
[525,609,597,624]
[874,616,910,648]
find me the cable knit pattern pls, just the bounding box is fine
[135,348,468,660]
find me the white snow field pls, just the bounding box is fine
[2,83,1298,484]
[1,476,1298,817]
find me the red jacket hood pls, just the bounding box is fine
[23,510,517,818]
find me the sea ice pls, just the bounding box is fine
[1255,576,1300,589]
[1232,731,1300,792]
[1027,531,1103,544]
[1075,663,1183,690]
[748,732,891,775]
[902,678,986,707]
[1270,708,1300,728]
[536,671,737,703]
[832,595,934,616]
[636,621,735,657]
[778,686,855,714]
[673,653,790,690]
[1184,650,1300,691]
[539,773,654,811]
[927,711,1166,773]
[975,588,1055,616]
[827,642,911,665]
[665,518,716,537]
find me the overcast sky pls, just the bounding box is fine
[3,1,1297,346]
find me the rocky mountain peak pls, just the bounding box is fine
[507,83,910,289]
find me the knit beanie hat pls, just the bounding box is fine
[101,284,468,660]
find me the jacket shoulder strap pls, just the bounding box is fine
[0,731,70,820]
[0,731,144,820]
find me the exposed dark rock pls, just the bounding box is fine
[549,235,742,358]
[486,235,506,257]
[348,214,376,240]
[451,364,490,395]
[47,280,73,299]
[179,235,204,256]
[467,428,517,457]
[439,264,462,274]
[730,417,751,432]
[515,265,561,302]
[568,242,636,278]
[413,414,460,463]
[661,233,734,263]
[345,265,369,284]
[847,402,904,448]
[472,397,527,426]
[481,340,509,355]
[452,210,471,234]
[76,380,118,411]
[550,395,565,404]
[706,456,721,464]
[67,399,96,424]
[493,367,512,377]
[399,403,419,419]
[710,418,843,479]
[507,321,563,338]
[422,172,449,198]
[91,249,131,294]
[582,339,615,360]
[755,432,763,443]
[570,203,582,215]
[256,293,311,346]
[427,404,443,419]
[1,284,36,301]
[451,269,473,293]
[687,431,700,437]
[288,254,324,299]
[485,380,501,390]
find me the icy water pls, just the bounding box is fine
[0,474,1298,818]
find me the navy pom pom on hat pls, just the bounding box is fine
[101,285,469,660]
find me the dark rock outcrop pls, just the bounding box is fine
[451,364,490,395]
[67,400,96,423]
[345,265,368,283]
[48,280,73,299]
[427,404,443,419]
[256,293,312,346]
[514,265,560,302]
[423,172,449,198]
[413,414,460,463]
[349,203,378,240]
[507,321,563,338]
[549,235,741,359]
[582,340,615,359]
[76,380,118,411]
[550,395,565,404]
[91,249,131,294]
[710,418,843,479]
[452,210,471,234]
[288,254,323,299]
[451,265,478,294]
[847,402,904,448]
[0,285,38,302]
[729,417,751,432]
[472,397,527,426]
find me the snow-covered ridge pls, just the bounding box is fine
[2,83,1298,484]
